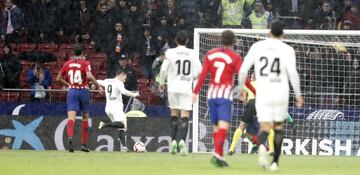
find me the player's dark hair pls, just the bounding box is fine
[116,69,127,76]
[176,31,188,46]
[221,30,236,47]
[74,43,84,56]
[270,20,284,37]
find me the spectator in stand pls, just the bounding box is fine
[339,0,353,19]
[313,1,337,30]
[76,0,93,44]
[139,27,158,79]
[22,0,41,43]
[179,0,197,25]
[55,28,73,44]
[39,0,58,43]
[152,47,168,84]
[26,62,52,102]
[113,54,137,91]
[113,54,138,107]
[175,16,191,37]
[197,0,221,27]
[56,0,80,41]
[340,20,353,30]
[154,16,173,48]
[91,3,114,53]
[108,22,129,76]
[107,0,117,17]
[271,0,293,16]
[1,0,23,43]
[151,46,168,104]
[248,0,272,29]
[114,0,130,22]
[341,3,360,30]
[124,3,144,55]
[143,0,161,26]
[0,44,21,88]
[175,16,193,48]
[157,0,182,26]
[219,0,254,28]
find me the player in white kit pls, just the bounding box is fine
[97,70,139,151]
[238,20,304,171]
[159,31,202,155]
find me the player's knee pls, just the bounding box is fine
[68,113,76,120]
[273,122,284,130]
[259,123,272,132]
[82,113,89,120]
[170,109,180,117]
[217,121,230,130]
[180,110,190,118]
[239,122,247,130]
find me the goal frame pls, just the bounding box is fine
[192,28,360,153]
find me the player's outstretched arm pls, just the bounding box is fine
[119,83,139,97]
[287,48,303,108]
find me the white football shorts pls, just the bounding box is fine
[168,92,192,111]
[256,97,289,123]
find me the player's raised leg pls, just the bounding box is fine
[99,121,125,129]
[178,110,189,156]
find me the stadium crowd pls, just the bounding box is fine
[0,0,359,104]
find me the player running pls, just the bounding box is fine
[193,30,256,167]
[56,43,104,153]
[238,20,303,171]
[97,70,140,152]
[159,31,202,156]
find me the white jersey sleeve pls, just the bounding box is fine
[159,57,170,85]
[286,48,301,97]
[238,44,256,90]
[118,81,138,97]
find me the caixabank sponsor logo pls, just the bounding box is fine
[0,105,191,152]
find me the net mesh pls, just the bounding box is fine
[195,30,360,155]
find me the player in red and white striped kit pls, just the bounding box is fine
[193,30,255,167]
[57,44,103,153]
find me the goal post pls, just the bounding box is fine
[192,28,360,156]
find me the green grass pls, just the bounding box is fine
[0,151,359,175]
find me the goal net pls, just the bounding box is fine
[192,29,360,156]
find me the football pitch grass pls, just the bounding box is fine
[0,151,359,175]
